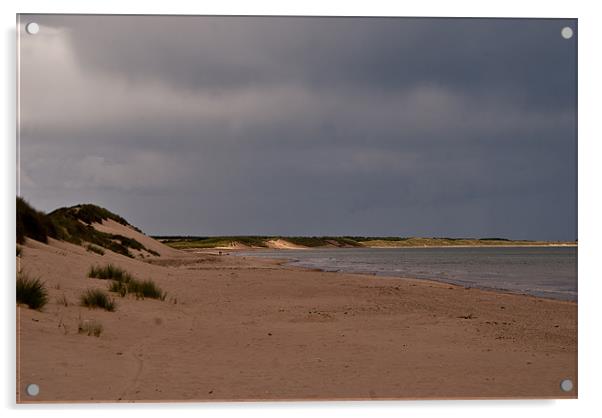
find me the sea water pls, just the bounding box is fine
[237,247,577,301]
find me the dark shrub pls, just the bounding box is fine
[80,289,116,311]
[105,271,166,300]
[16,273,48,310]
[71,204,129,226]
[127,279,166,300]
[108,280,128,297]
[112,235,144,251]
[16,197,55,244]
[88,264,133,281]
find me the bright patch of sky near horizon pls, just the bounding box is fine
[18,15,577,240]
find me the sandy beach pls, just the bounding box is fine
[16,221,577,402]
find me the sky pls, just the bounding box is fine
[18,15,577,240]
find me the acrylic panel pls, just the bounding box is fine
[16,14,577,402]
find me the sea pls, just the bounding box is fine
[237,247,577,301]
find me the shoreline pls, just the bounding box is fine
[165,248,574,299]
[283,260,578,305]
[210,248,577,303]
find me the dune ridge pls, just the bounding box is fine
[158,236,577,250]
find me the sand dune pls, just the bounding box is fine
[17,227,577,402]
[91,219,178,258]
[213,238,309,250]
[265,239,308,249]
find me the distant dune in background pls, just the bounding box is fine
[156,235,576,250]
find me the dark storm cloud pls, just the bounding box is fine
[18,15,577,240]
[49,16,574,106]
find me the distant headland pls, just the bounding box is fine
[154,235,577,250]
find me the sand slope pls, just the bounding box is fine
[17,233,577,402]
[92,219,179,258]
[265,239,308,249]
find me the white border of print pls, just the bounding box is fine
[2,1,600,417]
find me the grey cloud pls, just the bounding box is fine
[24,16,576,108]
[18,15,577,240]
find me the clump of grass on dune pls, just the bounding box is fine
[128,279,166,300]
[69,204,130,227]
[17,197,56,245]
[108,277,166,300]
[78,319,103,337]
[16,273,48,310]
[89,264,166,301]
[86,244,105,255]
[108,280,128,297]
[80,289,116,311]
[88,264,133,281]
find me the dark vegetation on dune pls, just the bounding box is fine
[90,263,166,300]
[146,248,160,257]
[16,197,159,258]
[478,237,511,241]
[156,235,566,249]
[286,236,364,247]
[171,236,270,248]
[17,273,48,310]
[155,235,365,248]
[109,278,166,300]
[80,289,116,311]
[17,197,55,245]
[54,204,130,228]
[89,264,134,281]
